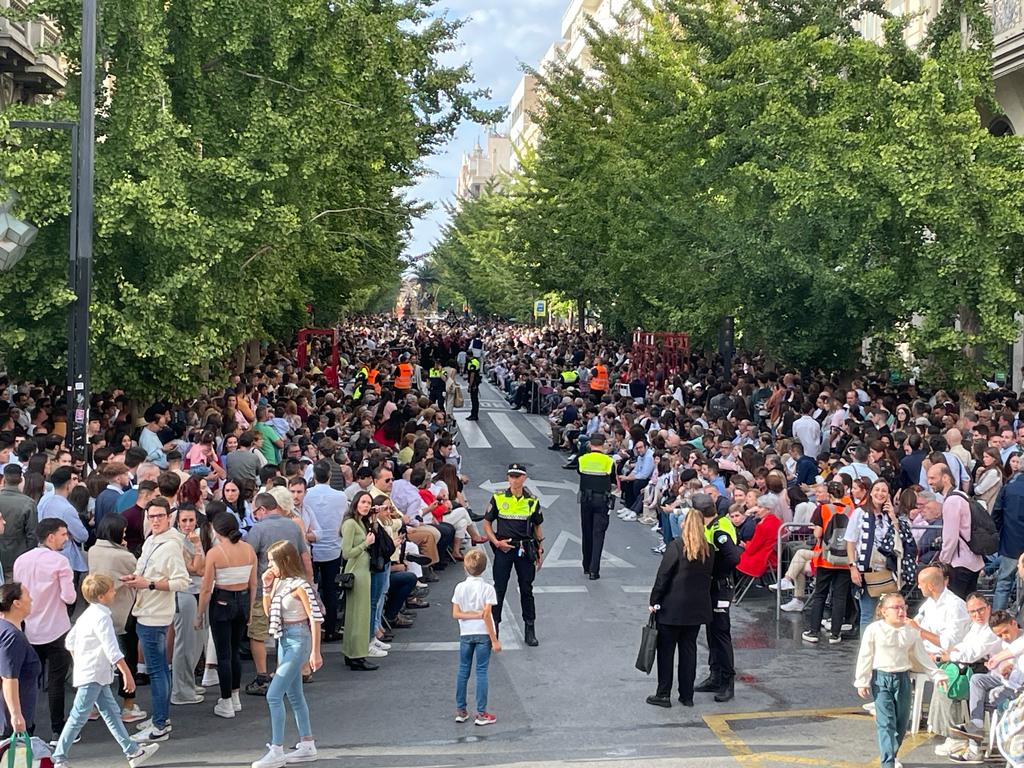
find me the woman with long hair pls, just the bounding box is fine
[646,508,714,709]
[196,513,256,719]
[974,447,1004,511]
[251,541,322,767]
[341,491,379,669]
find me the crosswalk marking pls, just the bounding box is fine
[621,586,650,593]
[457,416,492,448]
[525,414,553,439]
[533,586,588,594]
[487,412,534,448]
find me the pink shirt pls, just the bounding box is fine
[13,547,75,644]
[939,493,985,572]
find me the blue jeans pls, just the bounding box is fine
[669,510,686,540]
[455,635,492,714]
[266,624,312,746]
[658,512,673,546]
[369,569,388,638]
[993,555,1018,611]
[857,587,878,631]
[872,670,910,768]
[136,623,169,728]
[54,683,137,762]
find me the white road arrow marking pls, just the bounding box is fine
[542,529,635,569]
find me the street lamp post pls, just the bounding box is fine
[6,0,96,456]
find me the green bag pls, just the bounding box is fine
[941,662,973,701]
[4,732,31,768]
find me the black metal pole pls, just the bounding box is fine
[71,0,96,457]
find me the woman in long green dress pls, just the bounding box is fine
[341,491,376,669]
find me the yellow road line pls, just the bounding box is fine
[703,713,764,766]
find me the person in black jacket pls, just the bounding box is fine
[647,507,714,708]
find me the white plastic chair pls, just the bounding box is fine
[910,673,933,735]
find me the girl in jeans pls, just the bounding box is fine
[854,593,945,768]
[251,541,323,768]
[196,513,256,719]
[52,574,158,768]
[451,549,501,725]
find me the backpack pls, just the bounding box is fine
[951,490,999,556]
[821,506,850,566]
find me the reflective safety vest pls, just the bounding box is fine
[367,367,380,393]
[560,370,579,385]
[578,450,614,493]
[591,364,608,391]
[704,516,737,546]
[395,362,413,390]
[356,366,369,382]
[429,367,444,379]
[353,383,364,401]
[492,492,539,520]
[467,357,481,372]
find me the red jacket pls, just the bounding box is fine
[737,513,782,577]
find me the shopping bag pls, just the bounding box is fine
[940,662,973,701]
[635,613,658,674]
[1,732,52,768]
[453,385,464,408]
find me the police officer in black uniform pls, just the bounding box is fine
[577,433,616,580]
[483,463,544,646]
[693,493,742,702]
[466,356,482,421]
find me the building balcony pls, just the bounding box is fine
[994,0,1024,77]
[0,0,66,100]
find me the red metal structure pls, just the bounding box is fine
[296,328,339,371]
[631,330,690,382]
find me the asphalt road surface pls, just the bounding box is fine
[51,380,965,768]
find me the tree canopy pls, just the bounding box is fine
[0,0,499,398]
[431,0,1024,389]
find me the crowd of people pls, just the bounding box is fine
[3,315,1024,767]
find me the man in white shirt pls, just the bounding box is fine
[931,594,1005,756]
[907,565,970,656]
[792,401,822,459]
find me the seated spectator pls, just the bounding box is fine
[736,495,782,578]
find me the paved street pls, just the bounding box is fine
[56,381,960,767]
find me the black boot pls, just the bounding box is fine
[524,622,539,647]
[694,675,721,693]
[714,680,735,703]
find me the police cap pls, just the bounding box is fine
[507,463,528,476]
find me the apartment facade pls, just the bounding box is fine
[0,0,65,110]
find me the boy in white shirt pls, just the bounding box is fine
[51,574,159,768]
[451,549,501,726]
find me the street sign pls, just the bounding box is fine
[534,299,546,317]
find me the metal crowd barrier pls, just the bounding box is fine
[773,521,946,622]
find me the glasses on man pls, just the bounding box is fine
[968,606,989,615]
[382,478,393,484]
[147,512,168,521]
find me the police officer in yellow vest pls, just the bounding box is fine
[427,363,446,409]
[353,363,369,403]
[559,362,579,388]
[577,433,616,580]
[483,463,544,646]
[466,356,482,421]
[693,493,742,703]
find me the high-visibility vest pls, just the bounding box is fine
[429,367,444,379]
[367,368,380,393]
[560,370,579,385]
[591,364,609,391]
[704,516,737,545]
[467,358,480,372]
[395,363,413,390]
[578,451,614,493]
[492,492,539,520]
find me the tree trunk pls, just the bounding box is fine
[577,296,585,334]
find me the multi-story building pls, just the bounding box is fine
[0,0,65,110]
[508,74,540,170]
[455,132,512,202]
[859,0,1024,386]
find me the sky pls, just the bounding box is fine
[403,0,566,262]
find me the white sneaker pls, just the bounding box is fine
[935,737,966,756]
[620,512,637,521]
[840,623,854,632]
[132,723,171,743]
[821,619,831,631]
[128,743,160,768]
[862,702,876,714]
[769,577,795,592]
[285,740,318,763]
[367,645,388,658]
[232,691,242,712]
[252,744,287,768]
[194,685,206,696]
[134,719,171,733]
[170,694,204,705]
[372,639,391,651]
[121,705,148,723]
[201,667,220,688]
[780,598,805,612]
[214,698,236,718]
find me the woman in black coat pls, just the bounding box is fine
[647,507,714,708]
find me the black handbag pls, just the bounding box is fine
[336,572,355,590]
[635,613,658,674]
